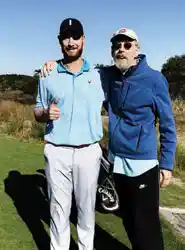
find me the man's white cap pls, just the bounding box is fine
[111,27,139,42]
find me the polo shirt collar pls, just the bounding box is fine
[57,59,90,74]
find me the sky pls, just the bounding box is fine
[1,0,185,76]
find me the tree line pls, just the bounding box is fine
[0,74,38,104]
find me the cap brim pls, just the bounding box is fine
[59,28,83,36]
[111,34,136,43]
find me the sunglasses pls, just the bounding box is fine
[59,31,82,41]
[112,41,132,51]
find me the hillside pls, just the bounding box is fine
[0,74,38,104]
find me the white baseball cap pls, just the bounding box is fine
[111,27,139,42]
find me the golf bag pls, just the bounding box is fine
[97,150,120,212]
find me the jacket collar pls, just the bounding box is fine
[111,54,148,78]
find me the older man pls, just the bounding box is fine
[34,18,104,250]
[101,28,177,250]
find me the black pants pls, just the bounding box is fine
[114,166,164,250]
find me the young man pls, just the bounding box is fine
[34,18,104,250]
[100,28,177,250]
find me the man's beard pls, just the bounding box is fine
[62,46,83,63]
[114,57,130,72]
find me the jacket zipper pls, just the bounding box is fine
[112,80,126,151]
[121,83,130,108]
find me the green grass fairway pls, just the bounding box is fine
[0,136,185,249]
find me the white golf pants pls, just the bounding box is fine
[44,142,102,250]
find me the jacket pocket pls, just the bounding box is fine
[136,123,157,154]
[111,120,142,154]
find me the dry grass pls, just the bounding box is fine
[0,98,185,146]
[173,99,185,116]
[0,100,44,140]
[172,100,185,146]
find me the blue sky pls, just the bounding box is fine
[1,0,185,76]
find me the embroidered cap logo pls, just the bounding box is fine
[120,28,127,34]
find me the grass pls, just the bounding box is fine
[0,136,185,249]
[160,184,185,208]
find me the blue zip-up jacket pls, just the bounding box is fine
[101,54,177,171]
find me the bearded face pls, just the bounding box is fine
[112,38,139,71]
[58,31,85,63]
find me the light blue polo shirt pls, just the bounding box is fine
[35,60,104,145]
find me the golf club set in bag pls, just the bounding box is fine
[97,150,120,212]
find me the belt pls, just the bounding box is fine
[44,141,96,149]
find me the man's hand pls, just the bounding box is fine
[40,61,56,77]
[34,99,60,122]
[48,99,60,120]
[160,169,172,188]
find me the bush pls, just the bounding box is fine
[0,90,35,105]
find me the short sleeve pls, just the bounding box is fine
[35,77,48,109]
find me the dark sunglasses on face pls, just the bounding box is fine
[112,41,132,51]
[59,31,82,41]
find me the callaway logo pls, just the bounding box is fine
[98,187,114,202]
